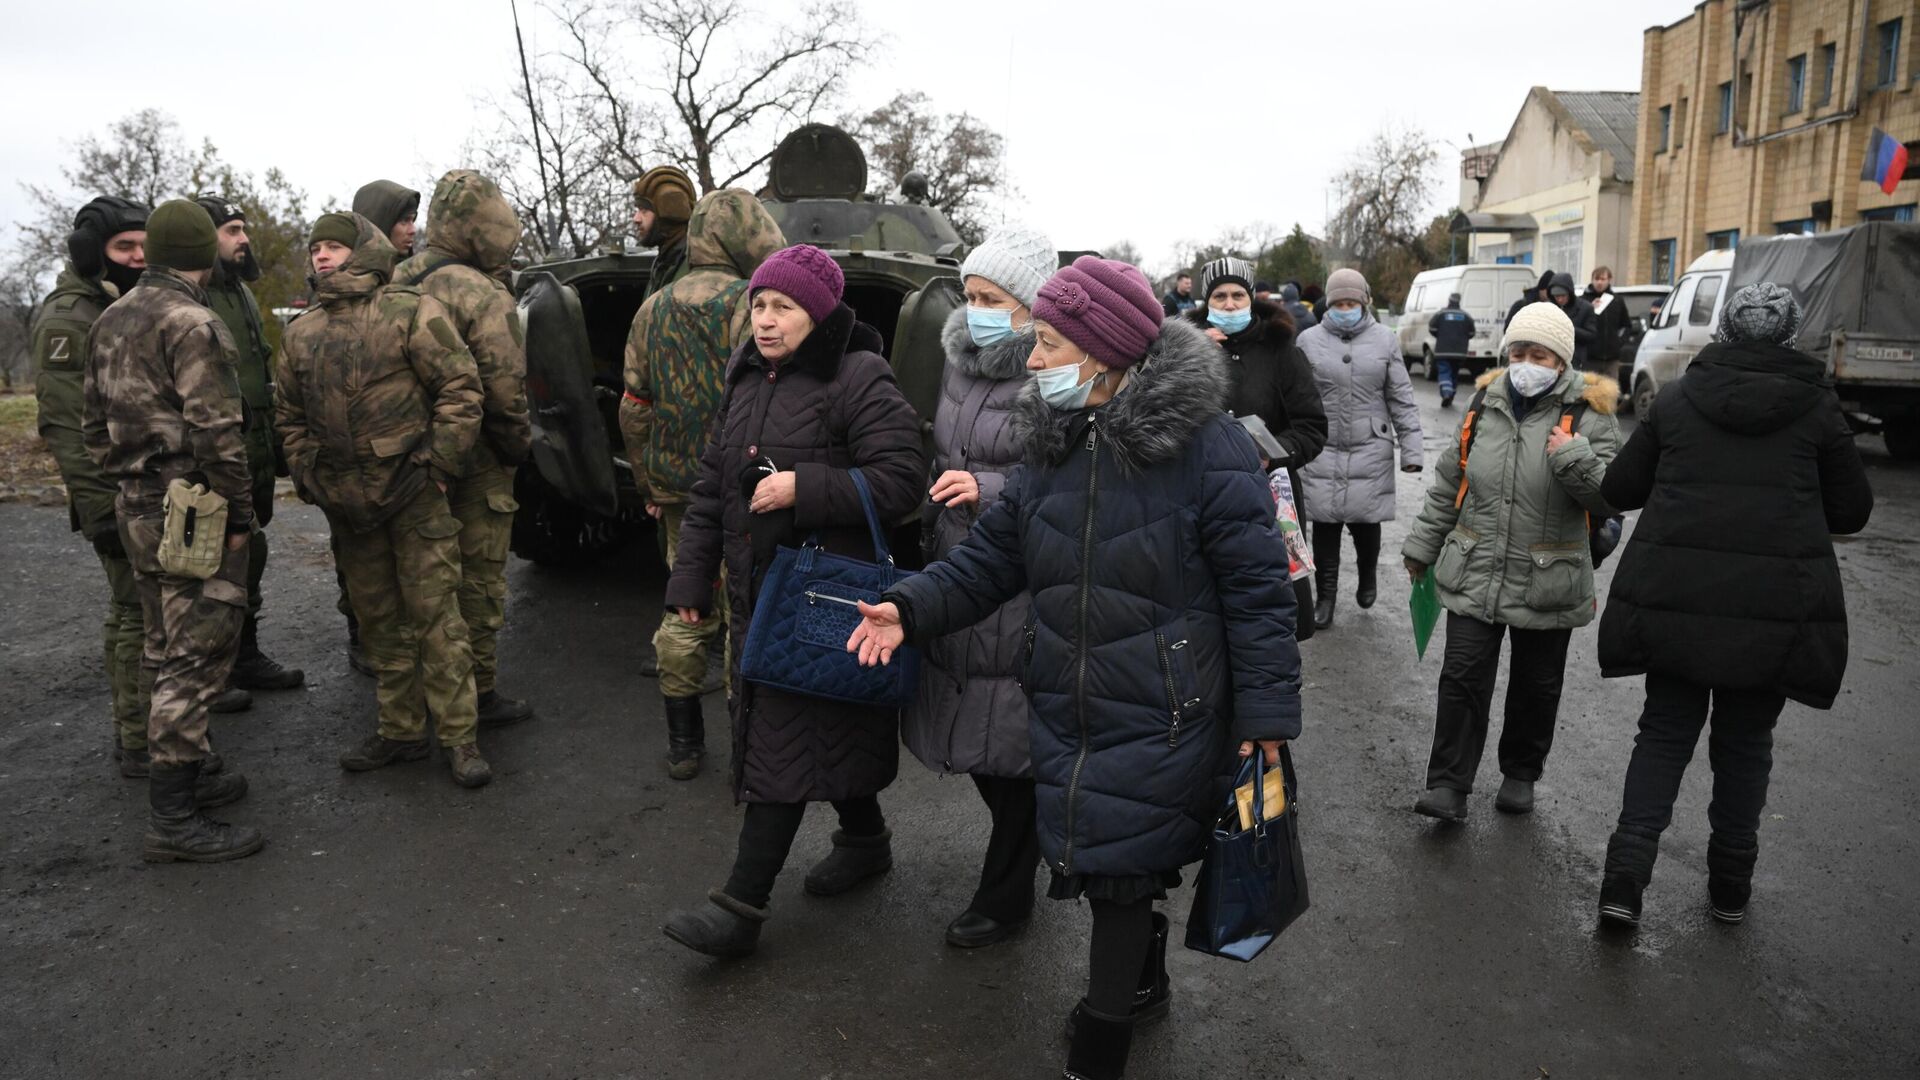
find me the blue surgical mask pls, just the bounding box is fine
[1033,359,1096,410]
[1207,306,1253,334]
[967,305,1018,347]
[1326,306,1366,332]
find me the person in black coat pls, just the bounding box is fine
[1426,292,1476,406]
[1582,266,1631,379]
[1186,257,1329,639]
[1594,283,1873,929]
[849,256,1302,1080]
[1506,269,1554,328]
[1547,272,1598,370]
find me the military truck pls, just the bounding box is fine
[509,124,967,566]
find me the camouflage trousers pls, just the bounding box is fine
[94,542,150,751]
[652,502,727,699]
[333,485,477,747]
[447,458,517,695]
[119,512,247,767]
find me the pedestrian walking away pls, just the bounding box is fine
[393,170,537,729]
[1401,302,1621,822]
[275,212,491,789]
[1186,256,1328,638]
[1593,283,1873,928]
[1281,281,1318,331]
[620,187,786,780]
[657,243,924,961]
[1296,267,1423,631]
[1427,292,1477,407]
[904,224,1058,949]
[81,199,263,863]
[850,255,1303,1080]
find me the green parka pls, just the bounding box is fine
[30,266,120,538]
[203,260,279,523]
[1402,366,1622,631]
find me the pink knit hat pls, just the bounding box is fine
[1031,256,1164,370]
[749,243,844,323]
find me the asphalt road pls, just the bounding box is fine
[4,376,1917,1080]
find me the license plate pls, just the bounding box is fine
[1857,346,1914,362]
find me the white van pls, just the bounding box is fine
[1398,264,1543,377]
[1628,249,1735,415]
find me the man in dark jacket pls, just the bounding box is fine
[1160,271,1195,316]
[1547,272,1597,370]
[1583,266,1630,380]
[1594,283,1873,929]
[1507,269,1554,328]
[1426,292,1476,406]
[1281,282,1318,331]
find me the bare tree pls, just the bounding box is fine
[471,57,628,261]
[1325,125,1441,269]
[1102,240,1145,267]
[849,92,1005,246]
[0,253,41,391]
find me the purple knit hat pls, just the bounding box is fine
[1031,256,1164,370]
[749,243,844,323]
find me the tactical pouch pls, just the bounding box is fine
[158,479,229,580]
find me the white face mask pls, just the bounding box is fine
[1508,361,1560,397]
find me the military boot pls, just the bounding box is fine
[208,687,253,714]
[476,690,535,728]
[194,767,249,809]
[230,613,305,691]
[339,734,430,771]
[143,761,265,864]
[662,890,767,958]
[664,695,705,781]
[448,743,493,789]
[803,828,894,896]
[1313,565,1338,630]
[116,746,150,779]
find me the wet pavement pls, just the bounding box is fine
[4,377,1917,1079]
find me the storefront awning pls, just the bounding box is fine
[1451,211,1539,235]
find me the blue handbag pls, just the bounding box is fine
[737,466,921,708]
[1184,746,1310,962]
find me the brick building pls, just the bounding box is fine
[1631,0,1920,284]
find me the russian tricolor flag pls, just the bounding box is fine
[1862,127,1909,197]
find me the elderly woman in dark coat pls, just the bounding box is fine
[850,256,1303,1080]
[659,244,924,958]
[903,225,1058,949]
[1595,284,1873,929]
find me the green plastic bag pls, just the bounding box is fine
[1410,573,1442,660]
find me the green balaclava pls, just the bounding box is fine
[143,199,218,272]
[308,212,360,250]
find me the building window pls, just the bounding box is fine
[1707,229,1741,250]
[1657,105,1672,153]
[1786,54,1807,113]
[1717,82,1734,133]
[1862,204,1917,223]
[1543,227,1585,284]
[1775,218,1818,235]
[1877,19,1903,88]
[1651,239,1677,285]
[1818,43,1837,105]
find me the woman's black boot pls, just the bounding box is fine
[1063,1000,1134,1080]
[803,828,894,896]
[662,889,767,957]
[1313,566,1337,630]
[1707,835,1759,925]
[1355,558,1378,609]
[1134,912,1171,1024]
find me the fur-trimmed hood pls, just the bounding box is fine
[1014,318,1230,472]
[1474,365,1620,414]
[1180,297,1297,349]
[941,305,1033,381]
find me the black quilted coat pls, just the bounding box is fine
[663,302,925,803]
[886,320,1303,881]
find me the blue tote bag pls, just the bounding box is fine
[1185,746,1310,962]
[737,466,920,708]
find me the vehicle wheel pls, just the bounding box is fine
[510,469,632,566]
[1885,422,1920,461]
[1632,375,1658,419]
[1423,347,1437,382]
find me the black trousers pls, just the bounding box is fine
[722,795,885,909]
[1615,672,1784,845]
[969,774,1040,923]
[1427,613,1572,792]
[1312,521,1382,576]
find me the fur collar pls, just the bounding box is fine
[731,302,885,383]
[941,305,1033,381]
[1181,297,1296,348]
[1473,366,1621,415]
[1013,318,1229,472]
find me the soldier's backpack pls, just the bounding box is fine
[1454,386,1624,568]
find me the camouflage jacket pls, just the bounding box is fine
[204,262,279,507]
[619,188,784,502]
[275,214,483,533]
[31,265,120,537]
[81,268,254,529]
[392,170,532,470]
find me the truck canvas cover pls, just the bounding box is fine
[1730,222,1920,343]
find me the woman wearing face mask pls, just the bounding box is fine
[1401,302,1621,822]
[847,256,1303,1080]
[903,225,1057,949]
[658,243,925,958]
[1296,268,1424,631]
[1185,256,1329,636]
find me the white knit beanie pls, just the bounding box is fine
[960,225,1056,309]
[1501,301,1577,366]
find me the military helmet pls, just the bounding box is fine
[68,195,149,278]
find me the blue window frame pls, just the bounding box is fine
[1786,54,1807,113]
[1707,229,1741,251]
[1861,204,1916,223]
[1876,19,1902,88]
[1651,239,1677,285]
[1717,82,1733,133]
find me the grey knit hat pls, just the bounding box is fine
[1713,282,1802,345]
[1198,257,1255,303]
[960,224,1056,308]
[1326,267,1371,306]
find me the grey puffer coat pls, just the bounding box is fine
[1296,313,1423,523]
[902,309,1034,778]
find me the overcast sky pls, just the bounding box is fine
[0,0,1686,272]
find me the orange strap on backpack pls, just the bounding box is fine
[1453,396,1579,510]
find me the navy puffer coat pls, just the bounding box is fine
[886,319,1303,881]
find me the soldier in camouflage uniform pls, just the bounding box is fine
[631,165,696,298]
[192,194,306,693]
[352,179,421,258]
[276,212,493,788]
[82,199,262,863]
[392,170,536,727]
[31,196,153,773]
[620,188,785,779]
